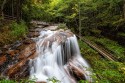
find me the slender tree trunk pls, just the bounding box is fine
[1,0,7,17]
[16,0,21,22]
[12,0,14,18]
[16,0,24,22]
[123,0,125,19]
[79,2,81,38]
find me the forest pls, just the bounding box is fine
[0,0,125,83]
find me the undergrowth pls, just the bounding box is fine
[0,21,28,47]
[78,40,125,83]
[0,79,35,83]
[10,21,28,38]
[84,36,125,62]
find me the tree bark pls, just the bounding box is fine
[16,0,24,22]
[12,0,14,18]
[16,0,21,22]
[123,0,125,19]
[1,0,7,17]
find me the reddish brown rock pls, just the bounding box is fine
[0,55,7,66]
[7,50,19,57]
[23,39,35,44]
[18,43,36,60]
[6,59,29,80]
[6,51,37,80]
[2,38,37,80]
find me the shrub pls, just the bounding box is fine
[0,21,28,46]
[10,21,28,39]
[57,23,67,29]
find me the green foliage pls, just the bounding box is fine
[57,23,67,29]
[47,77,61,83]
[78,40,98,56]
[10,21,28,39]
[87,36,125,62]
[0,21,28,46]
[78,80,89,83]
[78,40,125,83]
[0,79,36,83]
[0,79,16,83]
[117,32,125,37]
[22,0,124,37]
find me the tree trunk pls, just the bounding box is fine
[123,0,125,19]
[1,0,7,17]
[12,0,14,18]
[16,0,21,22]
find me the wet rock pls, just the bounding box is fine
[6,49,37,80]
[1,37,37,80]
[3,45,10,50]
[18,43,36,59]
[36,25,44,28]
[30,21,49,27]
[68,62,86,81]
[65,30,74,37]
[6,60,30,80]
[45,26,58,31]
[7,50,19,57]
[23,39,35,44]
[29,29,41,32]
[11,41,22,49]
[28,32,40,38]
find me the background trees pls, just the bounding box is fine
[0,0,25,22]
[0,0,125,44]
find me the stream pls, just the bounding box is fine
[0,23,92,83]
[29,26,92,83]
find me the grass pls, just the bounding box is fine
[78,40,125,83]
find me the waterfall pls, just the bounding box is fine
[29,29,92,83]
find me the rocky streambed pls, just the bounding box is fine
[0,21,48,80]
[0,21,92,83]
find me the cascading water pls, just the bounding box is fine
[29,28,92,83]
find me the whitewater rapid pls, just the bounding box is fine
[29,29,92,83]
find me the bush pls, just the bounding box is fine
[0,21,28,46]
[57,23,67,29]
[10,21,28,39]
